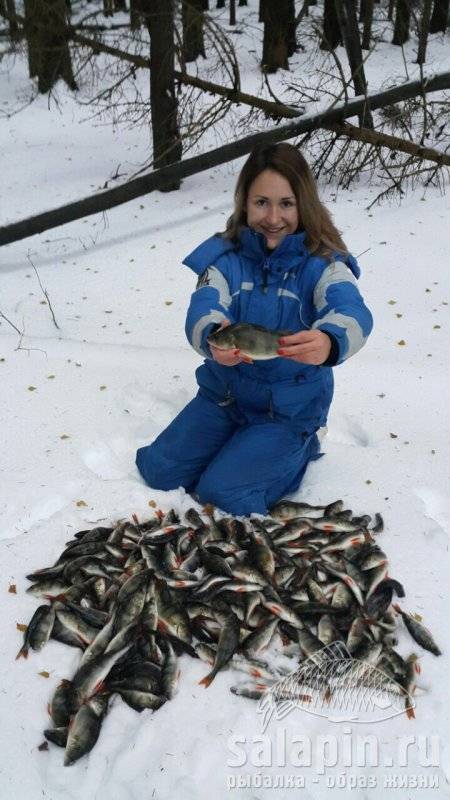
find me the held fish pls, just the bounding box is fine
[207,323,291,360]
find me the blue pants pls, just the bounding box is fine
[135,393,320,517]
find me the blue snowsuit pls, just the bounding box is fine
[136,227,373,516]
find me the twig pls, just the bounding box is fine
[27,254,60,329]
[0,310,22,335]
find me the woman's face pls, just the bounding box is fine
[245,169,299,250]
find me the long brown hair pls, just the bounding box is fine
[223,142,348,257]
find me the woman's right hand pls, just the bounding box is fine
[209,320,253,366]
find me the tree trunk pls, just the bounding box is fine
[261,0,290,72]
[388,0,395,19]
[417,0,432,63]
[4,0,19,39]
[238,0,247,5]
[143,0,182,188]
[217,0,225,8]
[287,0,296,56]
[334,0,373,127]
[182,0,205,62]
[130,0,142,29]
[103,0,114,16]
[321,0,342,49]
[23,0,77,91]
[392,0,410,44]
[259,0,266,22]
[229,0,235,24]
[429,0,449,32]
[361,0,374,49]
[114,0,127,10]
[24,0,39,76]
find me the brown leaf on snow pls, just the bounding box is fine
[16,623,27,632]
[8,584,17,594]
[76,500,88,508]
[148,500,157,508]
[397,340,406,346]
[390,433,398,439]
[38,742,49,752]
[28,386,37,391]
[38,671,50,678]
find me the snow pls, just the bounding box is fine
[1,2,450,798]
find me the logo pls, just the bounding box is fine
[196,268,212,289]
[256,641,412,731]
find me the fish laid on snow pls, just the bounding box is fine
[19,497,441,764]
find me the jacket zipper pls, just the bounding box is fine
[262,261,270,294]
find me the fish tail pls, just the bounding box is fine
[406,706,415,720]
[199,673,214,688]
[15,645,28,660]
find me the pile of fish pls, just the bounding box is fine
[18,499,441,764]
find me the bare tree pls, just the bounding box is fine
[143,0,182,187]
[334,0,373,126]
[361,0,374,50]
[1,0,19,40]
[429,0,449,32]
[130,0,142,29]
[392,0,411,45]
[23,0,77,92]
[261,0,290,72]
[182,0,206,62]
[417,0,433,63]
[320,0,342,50]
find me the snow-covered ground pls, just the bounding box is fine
[1,3,450,798]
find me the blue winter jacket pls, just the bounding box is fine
[183,227,373,436]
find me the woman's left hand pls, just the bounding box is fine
[277,330,331,365]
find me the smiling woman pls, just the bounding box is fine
[136,142,373,516]
[246,170,300,250]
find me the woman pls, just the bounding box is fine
[136,143,373,516]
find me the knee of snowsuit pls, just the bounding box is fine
[135,392,321,516]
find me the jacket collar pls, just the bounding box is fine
[238,226,309,275]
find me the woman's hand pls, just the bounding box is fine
[209,320,253,366]
[277,330,331,365]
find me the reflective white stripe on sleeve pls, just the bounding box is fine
[191,310,229,357]
[278,288,300,302]
[197,266,232,309]
[311,312,366,358]
[313,261,357,313]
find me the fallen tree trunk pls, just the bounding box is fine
[324,120,450,166]
[2,71,450,247]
